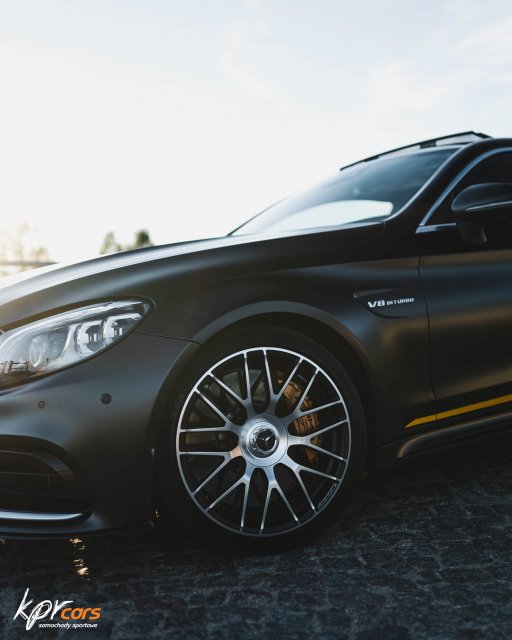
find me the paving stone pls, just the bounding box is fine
[2,432,512,639]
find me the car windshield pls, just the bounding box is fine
[233,147,457,235]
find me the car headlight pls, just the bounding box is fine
[0,300,151,388]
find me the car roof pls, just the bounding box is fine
[341,131,492,171]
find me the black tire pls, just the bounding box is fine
[156,324,366,551]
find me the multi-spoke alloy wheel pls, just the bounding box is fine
[175,345,353,537]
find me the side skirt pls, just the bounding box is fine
[375,408,512,468]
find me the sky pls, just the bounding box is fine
[0,0,512,262]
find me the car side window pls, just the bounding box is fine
[428,151,512,225]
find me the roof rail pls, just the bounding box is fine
[341,131,492,170]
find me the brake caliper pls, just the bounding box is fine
[282,379,320,463]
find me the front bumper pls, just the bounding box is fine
[0,331,195,538]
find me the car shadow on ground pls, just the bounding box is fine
[2,432,512,639]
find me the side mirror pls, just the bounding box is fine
[452,182,512,244]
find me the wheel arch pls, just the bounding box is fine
[190,302,378,466]
[148,302,378,472]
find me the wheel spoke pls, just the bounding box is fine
[239,467,254,531]
[266,351,305,412]
[260,483,273,533]
[280,455,318,512]
[281,453,341,482]
[299,465,340,482]
[243,352,252,404]
[196,390,237,427]
[291,399,343,421]
[180,425,233,433]
[193,455,231,495]
[180,450,229,456]
[274,357,302,403]
[306,419,347,439]
[288,420,348,462]
[209,372,248,409]
[263,350,276,404]
[288,369,318,416]
[207,475,245,511]
[292,467,316,512]
[268,468,299,523]
[303,442,346,462]
[288,419,347,443]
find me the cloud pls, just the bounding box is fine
[364,59,461,113]
[221,21,286,106]
[443,0,486,22]
[339,7,512,154]
[453,17,512,66]
[238,0,263,9]
[221,2,296,108]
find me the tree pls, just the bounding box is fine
[132,230,152,249]
[100,231,122,255]
[0,224,51,277]
[100,229,153,255]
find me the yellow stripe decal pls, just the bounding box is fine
[405,393,512,429]
[405,414,437,429]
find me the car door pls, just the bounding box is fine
[414,149,512,427]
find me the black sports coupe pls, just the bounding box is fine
[1,131,512,548]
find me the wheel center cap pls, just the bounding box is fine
[248,423,279,458]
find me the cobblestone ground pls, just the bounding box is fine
[2,433,512,640]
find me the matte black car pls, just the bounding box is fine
[1,130,512,548]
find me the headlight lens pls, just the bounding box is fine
[0,300,151,388]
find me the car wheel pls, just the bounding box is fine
[157,325,366,549]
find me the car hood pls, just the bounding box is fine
[0,223,385,328]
